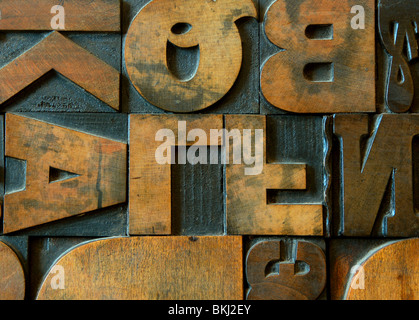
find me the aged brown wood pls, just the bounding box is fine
[0,31,120,110]
[0,0,120,31]
[346,239,418,300]
[36,236,243,300]
[129,114,223,235]
[226,115,323,235]
[3,114,127,233]
[261,0,375,113]
[378,0,418,113]
[124,0,257,112]
[0,240,25,300]
[333,114,419,237]
[246,240,326,300]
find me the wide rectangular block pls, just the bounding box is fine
[36,236,243,300]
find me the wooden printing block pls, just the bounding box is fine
[122,0,260,114]
[36,236,243,300]
[0,240,26,300]
[260,0,375,113]
[3,113,127,235]
[226,115,324,235]
[332,114,419,237]
[330,238,419,300]
[245,237,327,300]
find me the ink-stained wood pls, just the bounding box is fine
[226,115,323,235]
[3,114,127,233]
[330,239,419,300]
[0,31,120,110]
[36,236,243,300]
[246,239,326,300]
[333,114,419,237]
[261,0,375,113]
[124,0,257,112]
[346,239,419,300]
[0,0,120,31]
[378,0,418,113]
[129,114,223,235]
[0,240,25,300]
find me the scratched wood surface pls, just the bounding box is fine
[124,0,257,112]
[261,0,375,113]
[129,114,223,235]
[0,240,25,300]
[226,115,323,235]
[0,32,120,110]
[333,114,419,237]
[3,114,127,233]
[246,239,326,300]
[346,239,418,300]
[0,0,120,31]
[36,236,243,300]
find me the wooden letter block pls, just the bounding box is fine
[36,236,243,300]
[330,239,419,300]
[0,240,25,300]
[129,114,223,235]
[226,115,323,235]
[246,238,326,300]
[378,0,419,113]
[0,0,120,31]
[124,0,257,112]
[3,114,127,233]
[333,114,419,237]
[261,0,375,113]
[0,32,120,110]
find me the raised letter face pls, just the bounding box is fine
[125,0,257,113]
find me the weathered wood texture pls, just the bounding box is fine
[124,0,257,113]
[261,0,375,113]
[333,114,419,237]
[0,240,25,300]
[3,114,127,233]
[246,238,326,300]
[36,236,243,300]
[129,114,223,235]
[0,0,120,31]
[0,32,120,110]
[226,115,323,235]
[330,239,419,300]
[377,0,419,113]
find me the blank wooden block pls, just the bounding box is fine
[36,236,243,300]
[0,0,120,31]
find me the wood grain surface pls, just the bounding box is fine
[226,115,323,235]
[333,114,419,237]
[129,114,223,235]
[346,239,418,300]
[124,0,257,112]
[0,31,120,110]
[0,240,25,300]
[246,240,326,300]
[0,0,120,31]
[261,0,375,113]
[36,236,243,300]
[3,114,127,233]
